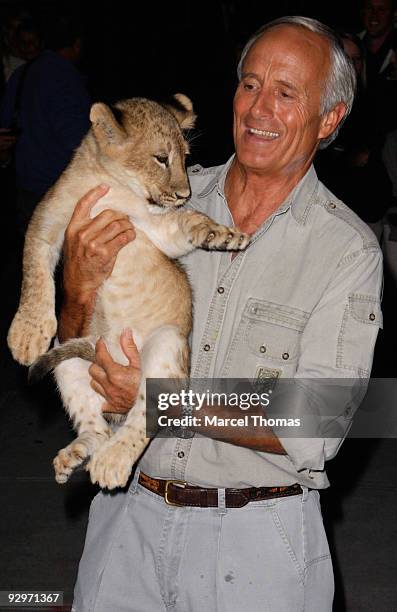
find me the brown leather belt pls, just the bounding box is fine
[138,472,303,508]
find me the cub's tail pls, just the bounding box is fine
[28,338,95,384]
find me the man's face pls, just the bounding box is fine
[19,31,41,61]
[363,0,394,39]
[233,26,338,178]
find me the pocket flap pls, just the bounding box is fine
[348,295,383,328]
[243,298,309,332]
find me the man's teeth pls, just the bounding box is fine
[249,127,280,138]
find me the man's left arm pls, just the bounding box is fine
[276,243,383,473]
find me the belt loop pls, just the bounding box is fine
[301,485,309,502]
[130,467,141,494]
[217,488,227,515]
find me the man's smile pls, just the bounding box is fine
[247,127,280,139]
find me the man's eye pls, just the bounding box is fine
[154,154,169,167]
[243,82,255,91]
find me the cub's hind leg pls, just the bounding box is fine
[88,325,189,489]
[54,358,112,483]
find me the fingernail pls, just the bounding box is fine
[99,183,109,190]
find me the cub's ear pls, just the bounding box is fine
[165,93,196,129]
[90,103,127,151]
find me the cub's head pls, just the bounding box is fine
[89,94,196,211]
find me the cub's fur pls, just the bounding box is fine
[8,95,249,489]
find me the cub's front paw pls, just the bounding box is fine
[54,439,91,484]
[191,222,250,251]
[54,431,112,484]
[88,440,138,490]
[7,309,57,366]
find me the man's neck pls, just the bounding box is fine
[366,27,393,54]
[224,159,310,235]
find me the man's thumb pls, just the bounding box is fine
[120,328,140,367]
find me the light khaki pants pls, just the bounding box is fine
[73,470,334,612]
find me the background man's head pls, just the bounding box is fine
[362,0,395,40]
[43,14,84,64]
[16,19,42,62]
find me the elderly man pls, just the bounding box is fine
[62,17,382,612]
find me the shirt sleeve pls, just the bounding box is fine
[279,244,383,474]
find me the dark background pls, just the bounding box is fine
[0,0,367,166]
[0,2,396,611]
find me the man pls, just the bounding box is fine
[359,0,397,148]
[0,14,91,233]
[360,0,397,87]
[61,17,382,611]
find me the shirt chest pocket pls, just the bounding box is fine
[221,299,310,378]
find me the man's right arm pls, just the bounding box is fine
[58,184,136,342]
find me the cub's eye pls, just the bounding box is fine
[154,154,169,168]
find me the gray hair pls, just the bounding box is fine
[237,16,357,148]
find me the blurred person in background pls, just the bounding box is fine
[316,29,392,240]
[0,13,90,234]
[360,0,397,87]
[1,8,30,83]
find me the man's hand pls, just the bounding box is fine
[63,184,136,303]
[59,185,136,341]
[89,328,141,414]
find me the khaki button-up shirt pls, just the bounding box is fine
[139,158,383,489]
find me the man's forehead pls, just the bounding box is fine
[243,25,330,77]
[364,0,394,10]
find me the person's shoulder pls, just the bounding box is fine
[33,51,77,77]
[187,162,225,199]
[188,162,223,181]
[315,180,381,252]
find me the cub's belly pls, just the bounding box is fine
[93,240,192,343]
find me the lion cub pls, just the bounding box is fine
[8,94,249,489]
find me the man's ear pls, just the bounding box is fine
[90,103,127,152]
[318,102,347,141]
[164,93,197,129]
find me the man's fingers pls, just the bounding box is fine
[70,184,110,224]
[90,379,107,399]
[94,337,115,370]
[102,402,130,415]
[87,218,135,251]
[104,229,136,259]
[88,362,107,384]
[74,210,132,250]
[120,328,141,368]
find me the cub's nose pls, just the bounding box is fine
[174,188,191,200]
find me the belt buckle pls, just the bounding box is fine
[164,479,187,506]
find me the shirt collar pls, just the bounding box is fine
[197,157,319,226]
[197,155,235,199]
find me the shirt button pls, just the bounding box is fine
[260,345,266,353]
[203,344,211,352]
[282,352,290,360]
[217,286,225,294]
[329,202,336,209]
[369,313,376,321]
[177,451,185,459]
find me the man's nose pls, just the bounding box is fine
[250,91,274,119]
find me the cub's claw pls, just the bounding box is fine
[191,222,250,251]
